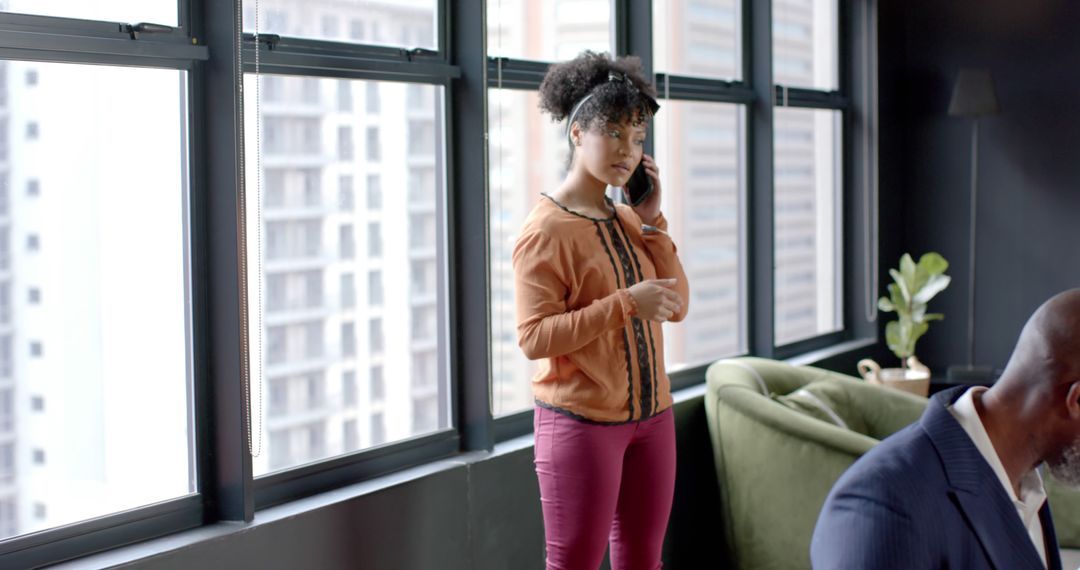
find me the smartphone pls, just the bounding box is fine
[625,162,654,206]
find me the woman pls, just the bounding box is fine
[512,51,690,570]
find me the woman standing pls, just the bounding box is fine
[512,51,690,570]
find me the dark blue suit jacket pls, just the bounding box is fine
[810,387,1061,569]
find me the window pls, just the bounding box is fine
[340,273,356,309]
[367,221,382,258]
[339,224,355,260]
[370,412,386,446]
[0,173,7,217]
[338,126,354,161]
[245,76,450,477]
[366,174,382,210]
[487,89,566,416]
[341,322,356,358]
[408,167,435,205]
[349,19,366,41]
[408,120,434,155]
[343,419,359,451]
[409,213,435,251]
[773,108,842,344]
[343,371,357,407]
[0,283,8,325]
[772,0,844,347]
[338,175,354,210]
[411,350,436,390]
[368,270,383,307]
[0,497,15,538]
[0,36,197,554]
[366,127,381,161]
[486,0,611,61]
[337,81,352,111]
[368,318,383,354]
[0,1,178,26]
[773,0,838,90]
[370,365,384,401]
[654,0,742,80]
[0,390,11,431]
[0,337,10,378]
[244,1,436,49]
[411,395,438,433]
[366,82,380,113]
[653,101,747,367]
[0,443,13,485]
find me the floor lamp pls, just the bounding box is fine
[946,68,1000,384]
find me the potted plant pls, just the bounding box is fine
[857,252,951,396]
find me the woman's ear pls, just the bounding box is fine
[570,121,582,146]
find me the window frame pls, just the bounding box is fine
[0,0,879,564]
[0,3,207,568]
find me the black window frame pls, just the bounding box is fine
[0,0,879,565]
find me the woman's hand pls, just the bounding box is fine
[628,278,682,322]
[632,154,662,225]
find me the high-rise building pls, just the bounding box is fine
[243,0,445,475]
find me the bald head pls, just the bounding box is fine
[1000,288,1080,392]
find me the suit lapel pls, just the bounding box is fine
[1041,502,1062,570]
[923,388,1047,570]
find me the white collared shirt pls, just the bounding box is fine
[948,386,1048,568]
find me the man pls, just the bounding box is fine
[811,289,1080,569]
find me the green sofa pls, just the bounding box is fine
[703,356,1080,569]
[703,357,926,569]
[704,354,1080,565]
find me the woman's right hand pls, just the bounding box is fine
[627,279,682,322]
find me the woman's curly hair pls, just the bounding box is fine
[538,51,658,133]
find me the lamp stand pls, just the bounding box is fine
[948,118,996,384]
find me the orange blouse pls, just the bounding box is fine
[512,194,690,423]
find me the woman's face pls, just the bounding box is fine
[572,114,647,188]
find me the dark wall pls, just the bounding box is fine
[107,393,725,570]
[881,0,1080,371]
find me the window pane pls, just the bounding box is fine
[0,0,177,26]
[487,0,612,62]
[772,0,838,90]
[653,0,742,80]
[654,100,747,367]
[773,107,842,345]
[487,88,568,417]
[245,76,449,476]
[0,61,192,540]
[243,1,437,50]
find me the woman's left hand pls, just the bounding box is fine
[632,154,662,225]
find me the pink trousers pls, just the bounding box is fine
[533,405,677,570]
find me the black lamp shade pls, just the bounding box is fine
[948,69,1000,117]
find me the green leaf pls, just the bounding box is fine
[885,320,906,359]
[878,296,895,312]
[918,252,949,275]
[900,254,917,292]
[890,269,911,304]
[912,303,927,323]
[906,321,930,356]
[924,313,944,321]
[913,274,951,305]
